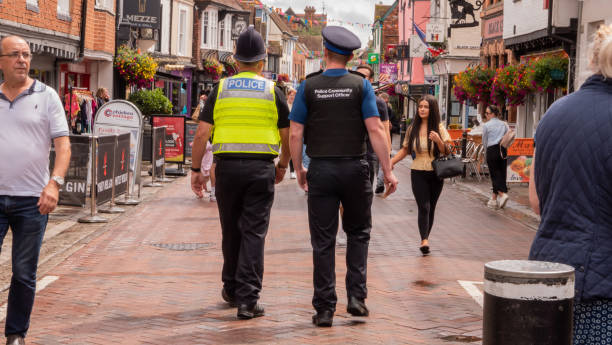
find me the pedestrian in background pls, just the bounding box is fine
[482,104,509,209]
[355,64,391,190]
[191,26,291,320]
[289,26,398,327]
[95,87,110,107]
[391,95,451,256]
[0,35,71,345]
[528,24,612,345]
[286,87,298,179]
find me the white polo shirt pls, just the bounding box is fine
[0,80,70,197]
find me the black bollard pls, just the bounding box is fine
[483,260,574,345]
[461,130,468,177]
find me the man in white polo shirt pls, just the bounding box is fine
[0,35,71,345]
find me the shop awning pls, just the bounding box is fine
[219,52,234,63]
[155,71,184,83]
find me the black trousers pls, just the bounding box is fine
[366,155,378,187]
[307,158,373,312]
[411,170,444,241]
[215,158,275,305]
[486,144,508,194]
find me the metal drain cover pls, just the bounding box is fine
[440,335,482,342]
[149,243,214,251]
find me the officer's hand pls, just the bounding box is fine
[38,182,59,215]
[191,171,206,199]
[383,172,398,197]
[296,168,308,192]
[275,164,287,184]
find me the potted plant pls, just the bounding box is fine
[114,45,158,88]
[128,88,172,117]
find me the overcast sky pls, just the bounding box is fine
[264,0,397,48]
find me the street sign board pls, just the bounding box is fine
[122,0,161,29]
[368,53,380,64]
[93,100,144,195]
[410,36,428,57]
[426,23,445,43]
[424,75,440,84]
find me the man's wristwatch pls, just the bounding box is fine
[190,167,201,173]
[51,176,65,187]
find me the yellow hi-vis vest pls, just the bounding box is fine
[212,72,280,155]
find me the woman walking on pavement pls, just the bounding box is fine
[482,104,509,209]
[529,24,612,345]
[286,87,299,179]
[391,95,451,255]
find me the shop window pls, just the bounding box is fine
[95,0,113,12]
[26,0,39,12]
[179,8,187,55]
[57,0,71,20]
[219,16,225,48]
[202,12,209,47]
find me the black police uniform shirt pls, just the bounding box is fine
[289,69,379,157]
[199,83,290,159]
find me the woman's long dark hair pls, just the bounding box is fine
[406,95,442,157]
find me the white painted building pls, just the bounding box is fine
[423,0,482,126]
[504,0,578,138]
[574,0,612,89]
[305,57,321,76]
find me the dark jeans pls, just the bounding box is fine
[215,159,275,306]
[307,158,373,312]
[410,170,444,241]
[0,196,48,337]
[366,156,378,187]
[486,144,508,194]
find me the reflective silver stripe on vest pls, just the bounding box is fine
[212,143,280,154]
[217,78,275,101]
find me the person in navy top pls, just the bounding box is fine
[289,26,398,327]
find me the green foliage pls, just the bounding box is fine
[531,55,568,92]
[128,88,172,116]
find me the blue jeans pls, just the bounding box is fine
[302,144,311,169]
[0,196,48,337]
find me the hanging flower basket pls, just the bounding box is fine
[203,59,223,80]
[223,59,238,77]
[491,63,534,107]
[531,55,568,92]
[114,45,158,88]
[452,66,495,105]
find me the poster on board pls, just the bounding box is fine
[506,138,534,183]
[152,115,186,164]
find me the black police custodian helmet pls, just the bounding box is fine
[322,26,361,56]
[234,25,267,63]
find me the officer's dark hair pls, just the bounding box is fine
[405,94,442,157]
[326,49,352,65]
[237,60,263,68]
[356,64,374,79]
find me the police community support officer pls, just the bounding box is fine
[191,26,291,320]
[289,26,399,327]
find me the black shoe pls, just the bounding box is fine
[375,185,384,194]
[347,296,369,317]
[419,245,430,255]
[312,310,334,327]
[221,288,237,307]
[237,303,265,320]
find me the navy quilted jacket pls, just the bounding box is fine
[529,75,612,302]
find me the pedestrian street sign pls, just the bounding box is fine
[368,53,380,64]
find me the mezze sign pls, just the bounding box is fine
[122,0,161,29]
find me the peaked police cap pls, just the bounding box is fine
[234,25,267,63]
[322,26,361,56]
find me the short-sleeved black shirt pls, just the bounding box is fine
[199,84,290,128]
[198,83,290,159]
[366,96,390,156]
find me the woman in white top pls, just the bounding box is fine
[482,104,509,209]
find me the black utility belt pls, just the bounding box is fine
[310,156,366,161]
[214,154,275,163]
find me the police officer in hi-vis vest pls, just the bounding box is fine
[191,26,291,320]
[289,26,399,327]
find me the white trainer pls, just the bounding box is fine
[487,198,498,209]
[290,172,297,179]
[498,193,509,209]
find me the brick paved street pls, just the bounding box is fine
[14,159,537,344]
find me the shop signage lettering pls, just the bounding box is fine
[115,173,128,186]
[122,0,161,29]
[226,78,265,91]
[63,181,86,194]
[125,15,158,25]
[97,179,113,193]
[484,15,503,40]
